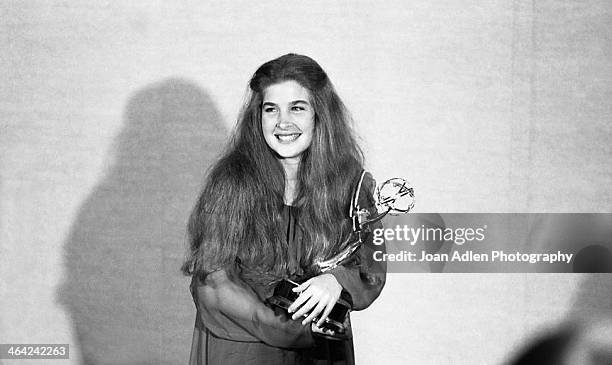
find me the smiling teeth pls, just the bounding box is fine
[276,134,300,142]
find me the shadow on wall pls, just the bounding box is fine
[509,215,612,365]
[58,79,228,364]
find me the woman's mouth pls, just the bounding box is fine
[275,133,301,143]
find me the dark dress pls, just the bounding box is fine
[188,178,386,364]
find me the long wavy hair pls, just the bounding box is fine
[182,54,364,282]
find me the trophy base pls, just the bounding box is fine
[267,293,295,311]
[268,279,352,341]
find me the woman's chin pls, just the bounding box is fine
[272,146,306,161]
[276,153,302,163]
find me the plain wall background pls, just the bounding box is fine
[1,1,611,364]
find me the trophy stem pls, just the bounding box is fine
[356,209,390,229]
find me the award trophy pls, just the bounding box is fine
[268,170,415,339]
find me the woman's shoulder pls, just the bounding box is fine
[341,169,377,216]
[354,170,377,202]
[360,170,376,190]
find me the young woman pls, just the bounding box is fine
[182,53,386,364]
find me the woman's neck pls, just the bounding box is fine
[280,158,300,205]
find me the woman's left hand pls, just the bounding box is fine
[288,274,342,326]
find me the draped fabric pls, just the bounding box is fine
[189,174,385,364]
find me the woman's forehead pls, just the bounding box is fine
[262,80,311,104]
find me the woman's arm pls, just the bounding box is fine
[328,171,387,310]
[326,222,387,311]
[190,269,315,348]
[287,224,386,325]
[288,172,387,325]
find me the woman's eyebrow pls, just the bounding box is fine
[262,100,310,106]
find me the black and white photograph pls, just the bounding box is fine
[2,1,611,364]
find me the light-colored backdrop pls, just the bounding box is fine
[2,1,611,364]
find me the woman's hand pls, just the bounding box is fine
[288,274,342,326]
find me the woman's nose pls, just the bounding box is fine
[277,110,292,126]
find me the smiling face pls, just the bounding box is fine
[261,80,315,166]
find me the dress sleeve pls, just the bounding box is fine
[327,222,386,310]
[190,269,315,348]
[327,172,387,311]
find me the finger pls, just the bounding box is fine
[302,300,327,325]
[288,288,312,313]
[292,279,311,292]
[292,296,319,320]
[316,301,335,327]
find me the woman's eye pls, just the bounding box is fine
[291,106,305,112]
[264,107,277,113]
